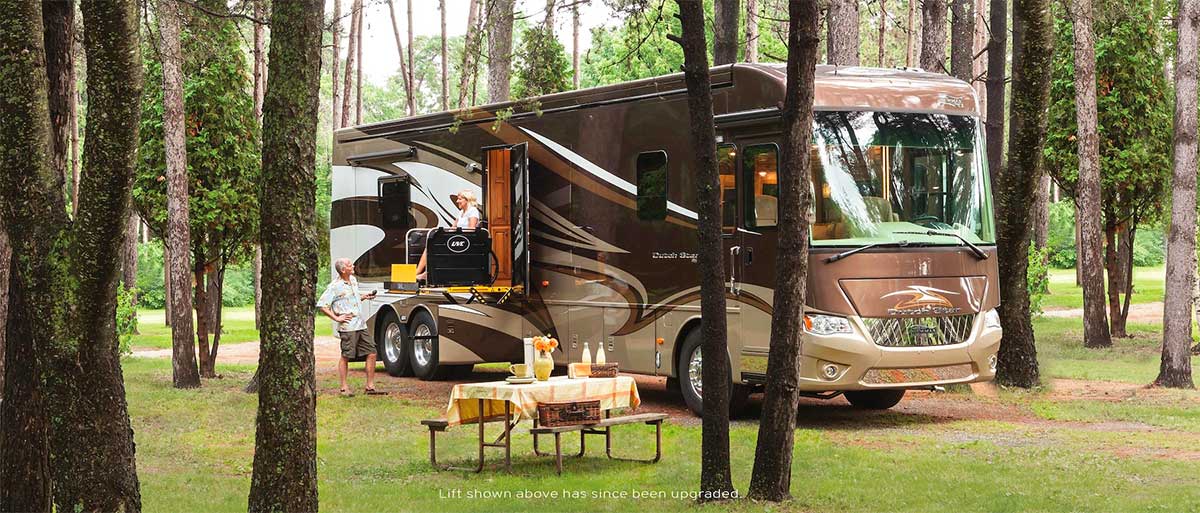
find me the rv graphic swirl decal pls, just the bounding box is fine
[881,285,963,316]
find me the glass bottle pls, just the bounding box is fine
[596,345,606,364]
[581,342,592,364]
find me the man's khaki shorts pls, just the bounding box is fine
[338,329,375,359]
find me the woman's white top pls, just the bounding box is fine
[457,205,481,228]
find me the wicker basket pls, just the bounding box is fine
[537,400,601,427]
[589,363,618,378]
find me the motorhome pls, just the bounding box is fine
[330,64,1002,415]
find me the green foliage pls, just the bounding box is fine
[1043,0,1171,232]
[136,240,166,309]
[513,24,570,99]
[135,7,261,275]
[1046,201,1078,268]
[580,2,689,87]
[116,283,138,356]
[1028,245,1050,317]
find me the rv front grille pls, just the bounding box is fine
[861,314,976,347]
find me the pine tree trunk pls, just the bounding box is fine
[713,0,740,65]
[45,0,73,190]
[247,1,323,510]
[441,0,449,107]
[46,0,147,508]
[487,0,515,102]
[0,4,57,508]
[572,1,581,85]
[921,0,949,73]
[122,212,140,333]
[877,0,887,66]
[406,0,415,115]
[950,0,974,81]
[993,0,1052,388]
[331,0,342,129]
[747,0,819,502]
[1071,0,1112,349]
[253,0,266,333]
[164,242,172,326]
[906,0,918,66]
[1033,172,1050,250]
[340,0,360,128]
[0,225,8,403]
[387,0,414,116]
[745,0,759,63]
[161,0,201,389]
[985,0,1007,184]
[355,3,363,124]
[973,0,988,108]
[1157,0,1198,387]
[195,262,213,378]
[459,0,481,108]
[1104,225,1129,337]
[669,0,736,500]
[826,0,859,65]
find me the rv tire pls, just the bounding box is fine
[378,310,413,377]
[844,389,906,410]
[677,329,751,418]
[409,310,453,381]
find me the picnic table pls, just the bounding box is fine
[422,375,663,473]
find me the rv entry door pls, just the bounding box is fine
[481,143,530,292]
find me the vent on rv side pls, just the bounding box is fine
[377,175,411,232]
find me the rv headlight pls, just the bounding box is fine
[804,314,853,336]
[983,308,1001,329]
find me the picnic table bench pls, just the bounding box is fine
[420,375,666,474]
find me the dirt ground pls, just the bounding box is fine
[1042,301,1164,324]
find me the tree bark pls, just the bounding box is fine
[921,0,949,73]
[985,0,1007,184]
[826,0,859,65]
[122,212,140,333]
[194,260,212,378]
[331,0,342,129]
[253,0,266,331]
[747,0,819,502]
[572,0,581,85]
[0,2,56,509]
[1156,0,1198,389]
[407,0,415,115]
[44,0,73,192]
[713,0,740,65]
[993,0,1052,388]
[745,0,759,63]
[247,0,323,510]
[48,0,147,508]
[951,0,975,80]
[1033,172,1050,250]
[669,0,736,500]
[877,0,887,66]
[906,0,918,66]
[1104,225,1130,337]
[0,225,8,403]
[340,0,360,128]
[458,0,481,108]
[354,2,363,124]
[1071,0,1111,349]
[160,0,201,389]
[973,0,988,107]
[441,0,450,107]
[487,0,515,102]
[387,0,415,116]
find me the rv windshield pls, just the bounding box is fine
[811,111,995,246]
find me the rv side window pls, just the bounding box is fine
[378,175,411,231]
[636,151,668,220]
[742,144,779,229]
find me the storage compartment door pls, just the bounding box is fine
[510,142,530,292]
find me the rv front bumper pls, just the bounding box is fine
[740,310,1001,391]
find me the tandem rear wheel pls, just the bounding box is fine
[676,328,751,418]
[408,310,454,381]
[377,310,413,377]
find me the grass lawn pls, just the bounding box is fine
[131,307,326,350]
[1042,266,1164,310]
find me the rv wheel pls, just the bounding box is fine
[409,310,452,381]
[844,389,906,410]
[677,329,751,418]
[377,311,413,377]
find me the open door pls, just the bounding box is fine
[509,143,530,292]
[482,142,529,291]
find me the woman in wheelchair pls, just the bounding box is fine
[415,189,481,281]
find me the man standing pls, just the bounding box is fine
[318,257,382,396]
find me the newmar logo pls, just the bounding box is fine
[881,285,963,316]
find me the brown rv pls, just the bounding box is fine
[330,64,1001,415]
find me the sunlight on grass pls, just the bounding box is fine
[1042,266,1164,310]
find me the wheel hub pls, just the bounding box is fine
[413,324,433,367]
[383,323,402,362]
[688,346,703,398]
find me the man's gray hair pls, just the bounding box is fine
[334,257,353,274]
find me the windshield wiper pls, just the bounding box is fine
[895,230,989,260]
[825,240,911,263]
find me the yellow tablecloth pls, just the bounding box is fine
[445,375,641,426]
